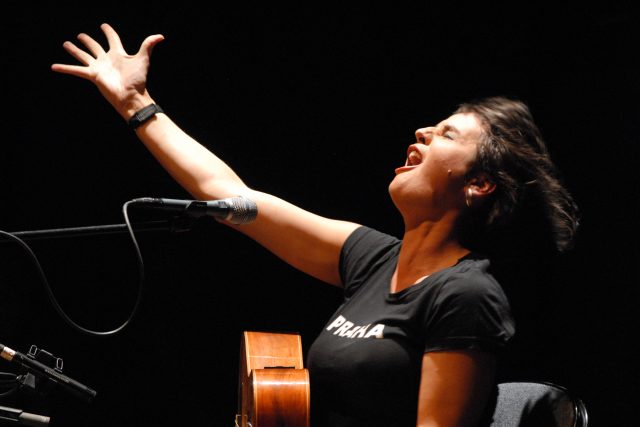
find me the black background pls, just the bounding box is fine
[1,2,638,426]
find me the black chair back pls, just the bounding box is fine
[482,381,588,427]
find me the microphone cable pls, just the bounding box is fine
[0,200,144,336]
[0,371,20,397]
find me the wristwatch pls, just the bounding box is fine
[128,104,164,130]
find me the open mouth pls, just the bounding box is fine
[406,148,423,166]
[395,145,424,174]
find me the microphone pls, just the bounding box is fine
[130,196,258,224]
[0,344,97,403]
[0,405,50,426]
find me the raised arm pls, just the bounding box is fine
[51,23,359,286]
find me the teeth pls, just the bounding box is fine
[408,150,422,166]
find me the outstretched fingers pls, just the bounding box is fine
[100,23,126,53]
[51,24,165,101]
[76,32,105,58]
[100,22,164,59]
[50,63,93,79]
[50,40,95,79]
[62,41,94,65]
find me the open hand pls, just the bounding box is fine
[51,23,164,119]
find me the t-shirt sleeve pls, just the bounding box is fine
[339,226,399,298]
[423,271,515,353]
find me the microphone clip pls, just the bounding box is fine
[18,346,64,398]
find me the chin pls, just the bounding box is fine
[388,178,436,218]
[388,178,400,202]
[388,172,414,198]
[388,178,407,212]
[388,171,405,192]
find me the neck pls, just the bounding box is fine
[392,216,469,293]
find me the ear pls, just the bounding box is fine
[466,173,496,203]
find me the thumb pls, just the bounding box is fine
[137,34,165,58]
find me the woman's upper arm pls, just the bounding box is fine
[228,189,361,287]
[417,350,496,427]
[136,116,360,287]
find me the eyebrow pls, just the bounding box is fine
[441,124,461,135]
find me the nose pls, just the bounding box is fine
[415,127,435,144]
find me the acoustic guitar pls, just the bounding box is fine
[235,331,310,427]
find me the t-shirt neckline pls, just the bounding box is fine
[386,250,476,301]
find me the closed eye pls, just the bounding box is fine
[441,124,460,140]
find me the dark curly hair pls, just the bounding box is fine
[456,96,580,254]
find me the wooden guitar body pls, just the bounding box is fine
[236,331,310,427]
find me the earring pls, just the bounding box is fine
[465,187,472,208]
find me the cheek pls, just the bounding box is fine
[431,148,476,178]
[424,154,464,180]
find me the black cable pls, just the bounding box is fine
[0,388,18,397]
[0,201,144,336]
[0,372,18,384]
[0,372,19,397]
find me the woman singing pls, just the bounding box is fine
[52,23,578,427]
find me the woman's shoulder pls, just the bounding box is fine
[435,254,508,302]
[339,226,401,294]
[343,225,401,251]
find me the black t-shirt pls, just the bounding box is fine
[306,226,515,427]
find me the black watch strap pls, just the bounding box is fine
[128,104,164,130]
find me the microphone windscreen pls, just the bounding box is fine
[228,197,258,224]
